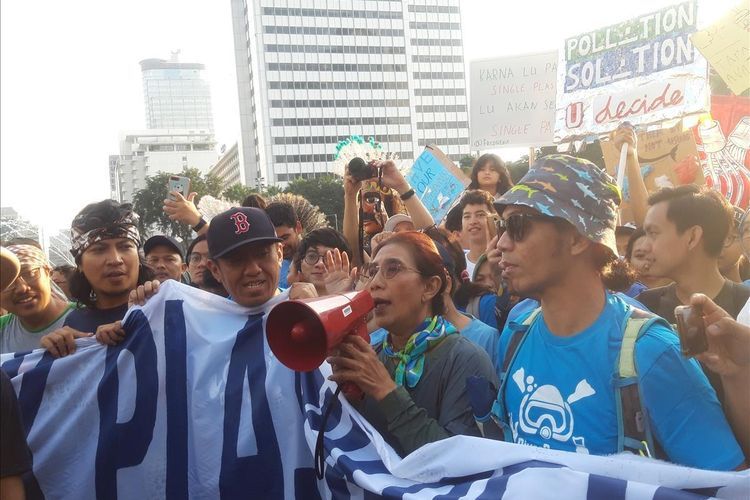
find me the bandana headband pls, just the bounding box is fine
[70,223,141,261]
[6,244,49,269]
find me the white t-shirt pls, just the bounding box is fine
[0,304,74,354]
[464,249,477,280]
[737,297,750,326]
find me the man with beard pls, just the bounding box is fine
[264,202,303,289]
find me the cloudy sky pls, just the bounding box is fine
[0,0,736,234]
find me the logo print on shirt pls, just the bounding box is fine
[230,212,250,235]
[512,367,595,443]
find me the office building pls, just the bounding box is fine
[140,53,215,131]
[230,0,469,187]
[209,142,242,191]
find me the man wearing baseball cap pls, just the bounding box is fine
[205,207,315,308]
[490,155,743,470]
[144,235,187,283]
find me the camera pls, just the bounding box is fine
[347,157,380,182]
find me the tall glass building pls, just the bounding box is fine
[230,0,469,187]
[140,55,215,132]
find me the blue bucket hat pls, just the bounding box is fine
[494,154,622,257]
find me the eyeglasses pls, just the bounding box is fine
[303,252,326,266]
[358,260,422,283]
[3,267,43,293]
[188,252,209,264]
[497,213,559,242]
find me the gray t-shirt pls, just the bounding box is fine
[0,304,75,354]
[357,334,498,456]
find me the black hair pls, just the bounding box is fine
[293,227,352,272]
[52,264,76,280]
[467,154,513,195]
[69,261,154,308]
[242,193,267,210]
[186,235,207,259]
[422,226,493,305]
[444,204,463,232]
[648,185,733,257]
[458,189,496,215]
[624,227,646,261]
[591,244,637,292]
[265,202,298,228]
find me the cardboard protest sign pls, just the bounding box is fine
[601,123,703,221]
[691,4,750,96]
[555,1,709,142]
[470,52,557,149]
[404,144,469,223]
[695,94,750,208]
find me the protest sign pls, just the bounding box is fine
[555,1,709,142]
[470,52,557,149]
[404,144,469,223]
[695,95,750,208]
[601,123,702,221]
[2,281,749,499]
[691,4,750,95]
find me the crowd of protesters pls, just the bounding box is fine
[2,122,750,498]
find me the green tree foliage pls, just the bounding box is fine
[459,155,476,176]
[222,183,258,204]
[132,167,223,243]
[284,175,344,231]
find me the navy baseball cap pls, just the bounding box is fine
[207,207,282,259]
[144,235,184,260]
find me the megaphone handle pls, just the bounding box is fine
[337,321,371,400]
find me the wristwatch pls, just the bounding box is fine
[399,187,416,201]
[192,217,207,232]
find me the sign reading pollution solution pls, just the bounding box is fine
[554,1,709,142]
[470,52,557,149]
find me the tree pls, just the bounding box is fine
[284,175,344,231]
[459,155,476,176]
[223,183,257,204]
[132,167,223,244]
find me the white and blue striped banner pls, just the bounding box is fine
[2,281,748,499]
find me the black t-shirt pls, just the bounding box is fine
[63,303,129,333]
[1,369,32,478]
[637,279,750,405]
[637,279,750,323]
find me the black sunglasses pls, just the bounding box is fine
[497,213,559,242]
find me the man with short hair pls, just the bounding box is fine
[144,235,187,283]
[638,185,750,323]
[491,155,743,470]
[0,241,74,353]
[186,235,209,289]
[458,190,496,279]
[265,202,303,289]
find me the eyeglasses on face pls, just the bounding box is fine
[497,213,559,242]
[303,252,327,266]
[358,259,422,283]
[3,267,43,293]
[188,252,209,264]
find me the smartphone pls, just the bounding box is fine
[167,175,191,201]
[674,304,708,357]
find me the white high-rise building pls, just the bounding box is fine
[140,53,215,131]
[113,130,217,203]
[230,0,469,187]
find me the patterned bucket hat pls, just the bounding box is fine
[494,154,622,257]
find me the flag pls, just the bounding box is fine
[2,281,747,499]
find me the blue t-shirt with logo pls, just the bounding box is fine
[498,292,743,471]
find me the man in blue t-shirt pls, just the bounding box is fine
[491,154,744,471]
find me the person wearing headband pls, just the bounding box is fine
[0,239,74,354]
[40,200,155,358]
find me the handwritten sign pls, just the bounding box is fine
[404,145,469,223]
[470,52,557,149]
[691,4,750,95]
[601,123,703,221]
[555,1,709,142]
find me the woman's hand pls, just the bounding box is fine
[288,282,318,300]
[323,249,357,295]
[375,160,410,195]
[163,191,202,227]
[343,169,363,199]
[129,280,161,307]
[40,327,93,358]
[96,321,126,346]
[328,335,396,401]
[611,123,638,161]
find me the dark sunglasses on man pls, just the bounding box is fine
[497,213,563,242]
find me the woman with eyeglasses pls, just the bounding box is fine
[292,228,354,296]
[40,200,156,358]
[328,231,497,456]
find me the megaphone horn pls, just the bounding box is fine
[266,290,375,372]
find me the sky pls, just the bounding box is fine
[0,0,738,235]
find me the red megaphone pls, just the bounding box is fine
[266,290,375,398]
